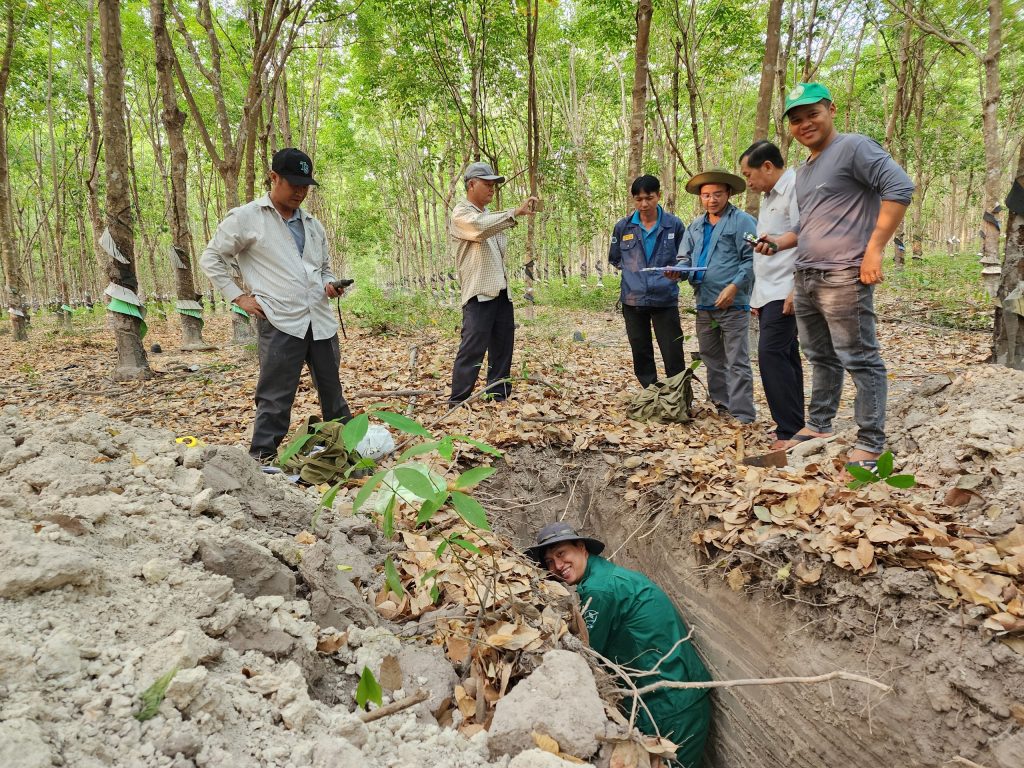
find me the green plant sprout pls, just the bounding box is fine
[846,451,916,491]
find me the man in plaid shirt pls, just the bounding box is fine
[448,162,538,404]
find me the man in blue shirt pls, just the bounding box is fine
[609,176,688,387]
[674,169,757,423]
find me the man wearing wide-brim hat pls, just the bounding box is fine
[670,168,757,423]
[757,82,914,473]
[528,522,711,767]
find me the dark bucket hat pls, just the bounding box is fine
[526,521,605,564]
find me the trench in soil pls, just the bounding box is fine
[486,445,1010,768]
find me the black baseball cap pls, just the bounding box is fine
[272,148,319,186]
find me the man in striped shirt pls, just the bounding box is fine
[448,162,538,404]
[200,148,351,462]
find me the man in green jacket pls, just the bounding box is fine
[527,522,711,767]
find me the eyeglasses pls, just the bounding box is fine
[700,191,728,200]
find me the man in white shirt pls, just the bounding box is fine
[448,162,537,404]
[200,148,351,462]
[739,140,805,449]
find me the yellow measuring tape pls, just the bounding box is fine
[175,436,202,448]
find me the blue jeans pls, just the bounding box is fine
[794,267,886,453]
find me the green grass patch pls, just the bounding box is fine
[344,283,460,335]
[881,251,991,331]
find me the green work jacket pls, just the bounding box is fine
[578,555,711,767]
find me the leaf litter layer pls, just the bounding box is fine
[1,300,1021,765]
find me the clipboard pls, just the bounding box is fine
[639,265,704,273]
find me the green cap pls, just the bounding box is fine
[784,82,833,116]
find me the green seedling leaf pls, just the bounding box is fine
[353,470,388,513]
[420,568,439,584]
[876,451,894,478]
[341,413,370,451]
[454,466,495,490]
[321,481,343,510]
[776,562,792,581]
[344,456,377,476]
[450,434,502,457]
[382,495,396,539]
[449,534,481,555]
[435,539,449,558]
[276,430,317,467]
[846,478,868,491]
[355,666,383,711]
[398,441,440,462]
[436,436,455,461]
[885,474,917,489]
[371,410,432,438]
[135,667,177,721]
[846,464,878,483]
[415,497,444,526]
[394,467,442,501]
[450,491,490,530]
[384,554,405,596]
[336,564,353,571]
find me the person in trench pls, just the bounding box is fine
[527,522,712,767]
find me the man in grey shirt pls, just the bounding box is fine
[759,83,914,469]
[201,148,351,462]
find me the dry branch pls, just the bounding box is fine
[622,670,892,697]
[358,689,429,723]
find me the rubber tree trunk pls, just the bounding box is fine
[627,0,653,180]
[994,141,1024,368]
[524,0,539,309]
[151,0,211,351]
[979,0,1002,290]
[744,0,784,215]
[98,0,151,380]
[0,3,27,340]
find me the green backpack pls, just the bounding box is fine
[627,367,695,424]
[278,417,362,485]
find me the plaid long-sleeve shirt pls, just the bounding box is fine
[449,199,519,306]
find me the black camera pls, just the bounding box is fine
[329,278,355,291]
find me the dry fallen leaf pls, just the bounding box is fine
[315,632,347,654]
[726,567,749,591]
[295,530,316,545]
[531,731,560,754]
[378,654,403,691]
[794,561,823,584]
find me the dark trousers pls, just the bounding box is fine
[449,291,515,403]
[622,304,687,387]
[757,299,805,440]
[250,320,352,459]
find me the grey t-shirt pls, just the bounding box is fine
[794,133,914,270]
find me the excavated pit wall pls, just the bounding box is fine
[491,446,1021,768]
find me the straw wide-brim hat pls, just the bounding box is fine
[685,168,746,195]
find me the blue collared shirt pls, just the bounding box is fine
[677,204,757,311]
[286,209,305,255]
[629,206,663,262]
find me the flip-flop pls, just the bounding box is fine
[783,432,833,450]
[789,432,830,442]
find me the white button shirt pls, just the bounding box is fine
[200,195,338,340]
[751,168,800,308]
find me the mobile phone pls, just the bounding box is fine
[743,233,778,252]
